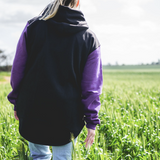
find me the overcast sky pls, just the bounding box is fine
[0,0,160,65]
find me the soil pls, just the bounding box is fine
[0,76,10,84]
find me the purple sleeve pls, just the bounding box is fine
[81,47,103,130]
[7,23,29,111]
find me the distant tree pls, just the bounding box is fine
[151,62,155,65]
[0,49,7,66]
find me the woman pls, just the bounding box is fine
[7,0,103,159]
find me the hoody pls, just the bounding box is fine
[7,5,103,146]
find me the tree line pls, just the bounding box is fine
[0,48,160,72]
[0,49,12,72]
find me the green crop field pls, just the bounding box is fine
[0,65,160,159]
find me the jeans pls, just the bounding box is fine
[28,137,77,160]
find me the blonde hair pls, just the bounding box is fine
[40,0,79,21]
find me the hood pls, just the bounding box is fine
[47,5,89,35]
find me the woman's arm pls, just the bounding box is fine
[7,23,29,111]
[81,47,103,130]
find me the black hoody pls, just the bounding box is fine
[16,5,100,146]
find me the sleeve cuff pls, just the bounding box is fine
[86,123,97,130]
[14,105,17,111]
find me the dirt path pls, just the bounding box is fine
[0,76,10,84]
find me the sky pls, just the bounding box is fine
[0,0,160,65]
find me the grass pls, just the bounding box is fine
[98,67,160,159]
[0,65,160,159]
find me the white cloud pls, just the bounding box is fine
[100,32,160,65]
[1,0,50,5]
[80,0,97,14]
[0,1,49,24]
[122,5,145,18]
[118,0,153,5]
[118,0,154,18]
[93,21,159,35]
[93,21,160,65]
[139,21,158,32]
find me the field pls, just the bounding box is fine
[0,65,160,159]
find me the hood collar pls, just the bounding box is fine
[47,5,89,35]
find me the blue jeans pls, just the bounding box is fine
[28,137,77,160]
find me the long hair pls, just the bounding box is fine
[39,0,79,21]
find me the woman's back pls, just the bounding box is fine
[16,5,100,145]
[8,2,103,155]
